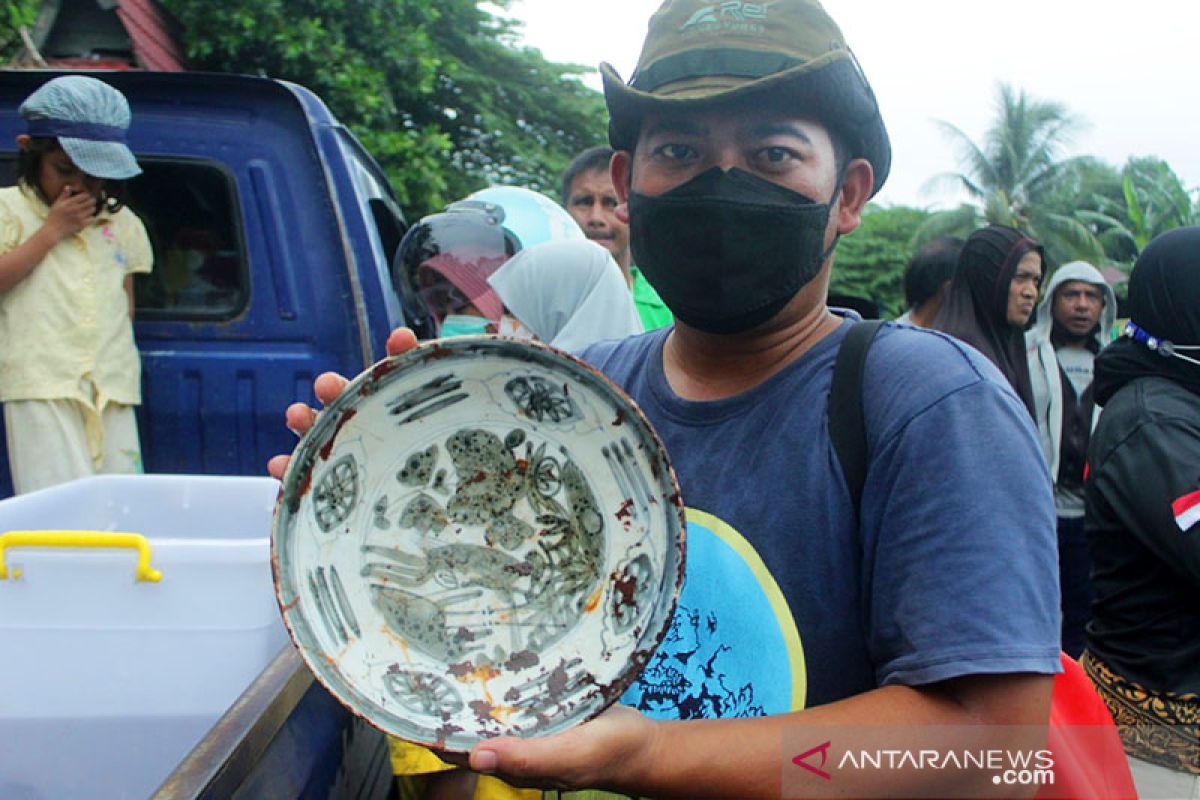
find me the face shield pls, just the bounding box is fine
[392,201,520,339]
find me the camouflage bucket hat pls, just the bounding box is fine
[602,0,891,196]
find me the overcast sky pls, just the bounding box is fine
[506,0,1199,210]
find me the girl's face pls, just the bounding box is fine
[17,135,102,205]
[37,147,102,206]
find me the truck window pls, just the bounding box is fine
[126,159,249,321]
[336,129,407,263]
[335,129,408,323]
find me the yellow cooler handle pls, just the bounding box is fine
[0,531,162,582]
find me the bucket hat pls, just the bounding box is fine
[19,76,141,180]
[602,0,890,196]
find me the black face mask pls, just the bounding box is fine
[629,167,840,335]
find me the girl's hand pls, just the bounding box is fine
[46,187,97,240]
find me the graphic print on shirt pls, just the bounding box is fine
[99,222,128,272]
[620,508,806,718]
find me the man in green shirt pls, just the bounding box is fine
[561,146,672,330]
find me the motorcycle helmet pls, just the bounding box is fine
[465,186,584,250]
[393,200,521,339]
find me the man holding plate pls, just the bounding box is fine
[273,1,1062,796]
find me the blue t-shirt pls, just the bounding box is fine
[581,320,1061,717]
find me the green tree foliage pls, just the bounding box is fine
[918,83,1104,267]
[159,0,607,216]
[1,0,40,61]
[1078,156,1198,270]
[831,204,931,316]
[426,7,609,204]
[1040,156,1125,216]
[1035,156,1141,273]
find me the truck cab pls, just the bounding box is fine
[0,70,410,496]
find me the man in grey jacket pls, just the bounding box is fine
[1026,261,1117,656]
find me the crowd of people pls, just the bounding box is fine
[896,226,1197,798]
[4,0,1197,798]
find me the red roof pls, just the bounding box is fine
[115,0,187,71]
[35,0,187,71]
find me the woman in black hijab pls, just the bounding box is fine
[1081,226,1200,795]
[931,224,1045,415]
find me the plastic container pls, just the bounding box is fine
[0,474,289,800]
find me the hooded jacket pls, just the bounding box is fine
[1024,262,1117,483]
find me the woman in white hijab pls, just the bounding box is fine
[487,239,644,352]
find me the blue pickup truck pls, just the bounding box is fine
[0,69,411,498]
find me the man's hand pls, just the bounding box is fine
[267,327,419,479]
[463,704,661,793]
[45,186,97,241]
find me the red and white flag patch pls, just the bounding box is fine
[1171,489,1200,532]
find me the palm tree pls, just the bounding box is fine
[917,83,1105,266]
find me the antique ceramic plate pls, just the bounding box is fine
[273,337,686,752]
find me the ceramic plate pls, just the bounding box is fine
[272,337,686,751]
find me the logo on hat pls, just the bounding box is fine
[681,2,771,32]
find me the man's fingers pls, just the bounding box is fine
[266,454,290,480]
[386,327,419,356]
[313,372,349,406]
[269,333,416,482]
[465,704,648,790]
[468,729,584,783]
[468,746,503,775]
[466,735,583,791]
[309,332,413,409]
[467,739,553,788]
[285,401,318,436]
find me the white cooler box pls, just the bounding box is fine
[0,475,290,800]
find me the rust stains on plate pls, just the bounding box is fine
[318,408,357,461]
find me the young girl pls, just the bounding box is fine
[0,76,153,494]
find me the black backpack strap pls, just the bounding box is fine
[828,319,885,512]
